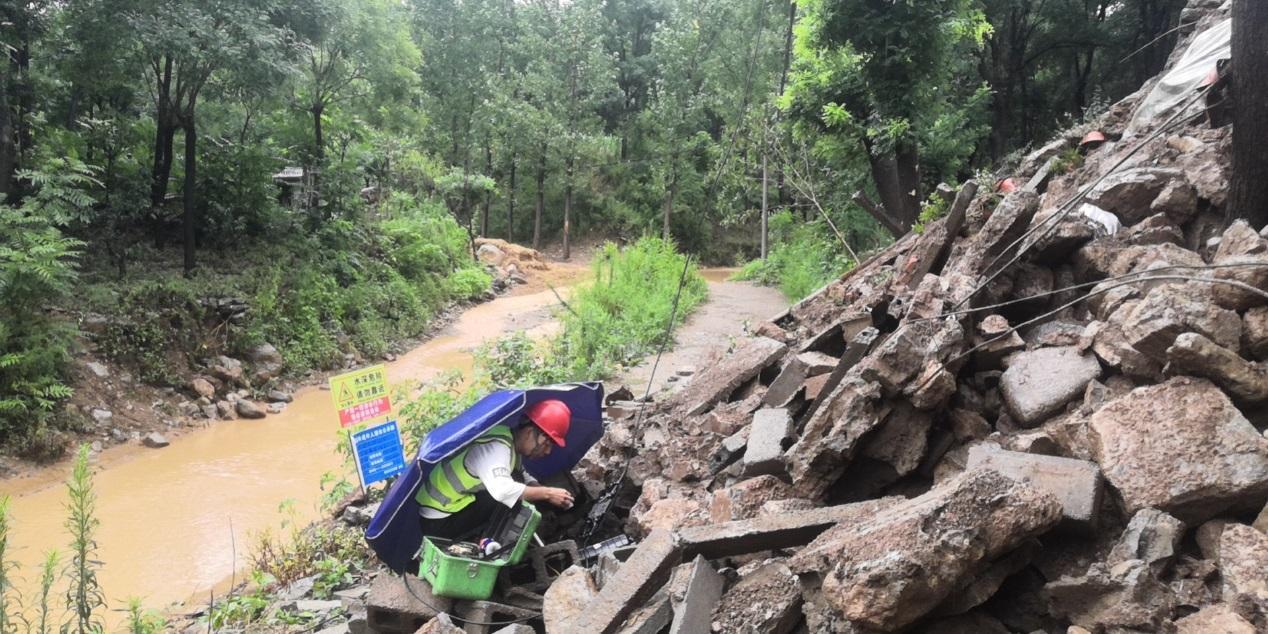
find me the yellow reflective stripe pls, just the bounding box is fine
[415,426,518,513]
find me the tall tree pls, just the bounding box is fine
[131,0,289,272]
[784,0,990,236]
[1229,0,1268,228]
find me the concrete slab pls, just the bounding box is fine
[966,445,1104,533]
[569,529,683,634]
[742,408,793,477]
[669,556,725,634]
[679,497,901,560]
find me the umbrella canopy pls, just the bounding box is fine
[366,382,605,571]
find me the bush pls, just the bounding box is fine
[0,178,84,450]
[445,267,491,301]
[733,211,854,301]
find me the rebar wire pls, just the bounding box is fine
[901,275,1268,399]
[956,85,1215,310]
[911,262,1268,324]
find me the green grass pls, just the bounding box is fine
[733,211,854,301]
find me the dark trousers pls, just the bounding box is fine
[419,491,505,542]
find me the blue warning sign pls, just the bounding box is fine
[351,420,406,487]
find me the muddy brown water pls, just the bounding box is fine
[0,266,782,621]
[0,283,574,619]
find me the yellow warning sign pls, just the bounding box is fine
[329,365,391,427]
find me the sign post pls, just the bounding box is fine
[329,364,404,491]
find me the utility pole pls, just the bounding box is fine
[761,149,769,259]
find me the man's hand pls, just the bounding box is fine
[524,485,574,510]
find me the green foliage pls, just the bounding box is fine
[912,195,951,235]
[123,597,166,634]
[63,444,105,634]
[0,496,13,634]
[0,162,84,453]
[36,550,60,634]
[205,571,272,629]
[734,211,854,301]
[445,268,492,302]
[1053,147,1085,175]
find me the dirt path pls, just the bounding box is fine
[615,269,790,398]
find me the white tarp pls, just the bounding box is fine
[1127,17,1231,134]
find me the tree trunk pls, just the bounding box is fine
[533,148,545,250]
[151,56,175,209]
[862,138,921,237]
[662,159,677,240]
[0,66,16,202]
[481,140,492,236]
[506,153,517,242]
[563,154,574,260]
[1229,0,1268,228]
[761,150,768,259]
[312,104,325,162]
[182,119,197,275]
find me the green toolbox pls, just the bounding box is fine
[418,502,541,600]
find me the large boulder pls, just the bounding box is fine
[788,469,1062,631]
[1000,346,1102,427]
[542,566,598,633]
[1209,220,1268,311]
[1167,332,1268,404]
[1218,524,1268,610]
[1088,377,1268,523]
[1085,167,1186,225]
[1118,283,1242,361]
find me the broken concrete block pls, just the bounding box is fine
[741,408,793,477]
[1085,166,1185,225]
[931,540,1038,619]
[764,352,837,408]
[1218,524,1268,608]
[1244,306,1268,362]
[949,409,992,442]
[858,319,965,398]
[972,315,1026,370]
[1089,377,1268,523]
[680,497,901,560]
[784,376,884,500]
[860,400,932,478]
[668,556,724,634]
[711,559,802,634]
[618,589,672,634]
[789,469,1062,631]
[709,475,796,523]
[415,613,464,634]
[1045,560,1176,632]
[1175,604,1258,634]
[1167,332,1268,403]
[966,445,1104,533]
[1000,346,1102,426]
[1107,508,1186,570]
[1120,283,1242,361]
[665,337,787,417]
[542,566,598,633]
[1210,219,1268,311]
[454,601,536,633]
[364,574,452,634]
[945,190,1040,285]
[569,529,682,634]
[904,360,957,410]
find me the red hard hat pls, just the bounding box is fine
[996,178,1018,193]
[526,399,571,447]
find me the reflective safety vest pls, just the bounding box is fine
[415,425,520,515]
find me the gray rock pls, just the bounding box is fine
[267,389,294,403]
[1108,508,1186,570]
[476,243,506,265]
[1167,332,1268,403]
[142,433,169,448]
[85,361,110,379]
[90,408,113,424]
[235,400,266,419]
[90,441,103,452]
[267,402,287,415]
[190,377,216,399]
[293,599,342,614]
[215,400,236,420]
[200,404,218,419]
[1000,346,1102,426]
[278,575,317,602]
[178,401,200,417]
[246,343,283,367]
[109,427,128,443]
[1119,283,1242,361]
[1085,166,1186,225]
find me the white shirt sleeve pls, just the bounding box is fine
[465,442,526,509]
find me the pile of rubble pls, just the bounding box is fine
[355,2,1267,632]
